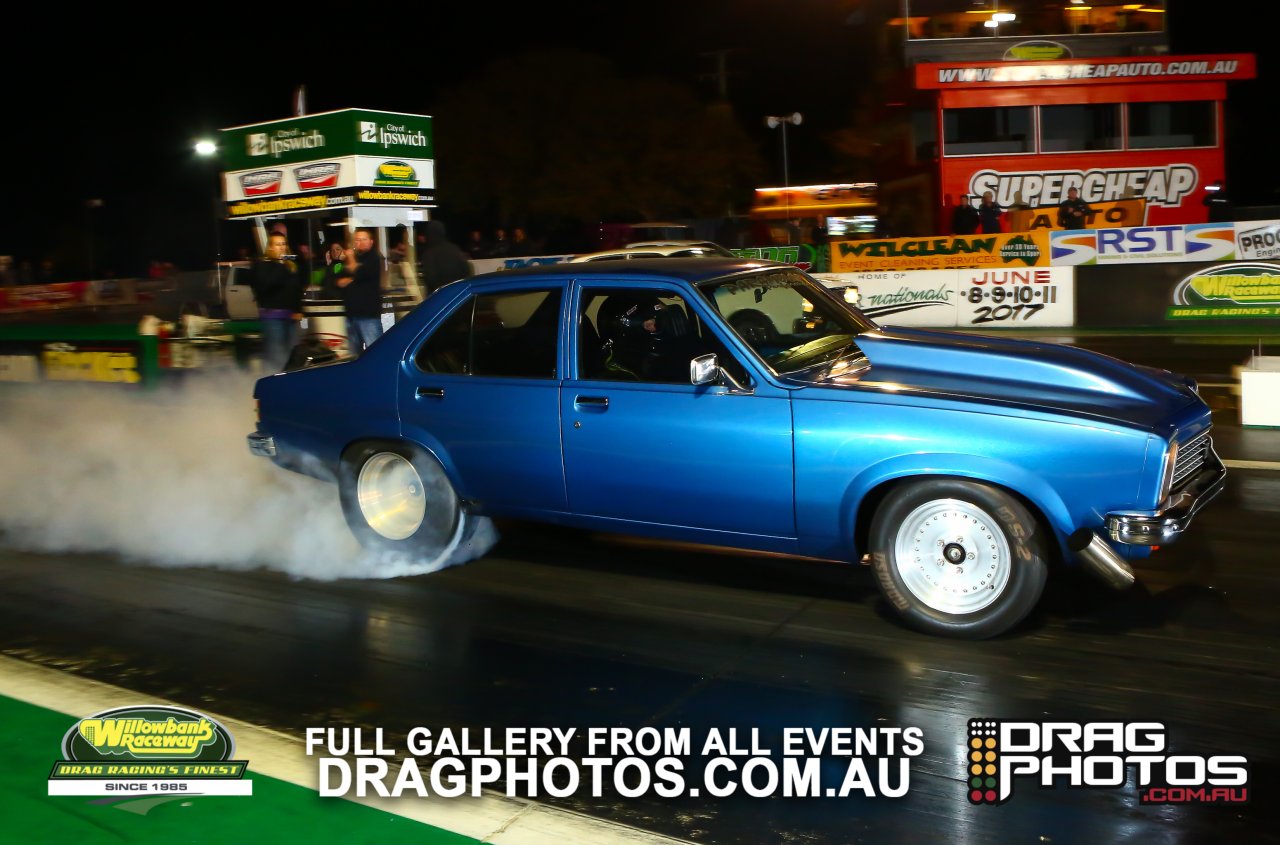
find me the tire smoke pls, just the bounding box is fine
[0,373,496,579]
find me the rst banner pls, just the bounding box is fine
[816,267,1074,328]
[1049,220,1280,266]
[830,232,1050,272]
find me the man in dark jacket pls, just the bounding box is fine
[419,220,473,294]
[249,232,304,372]
[952,195,980,235]
[336,228,385,355]
[1057,187,1093,230]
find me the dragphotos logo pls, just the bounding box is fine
[967,719,1248,806]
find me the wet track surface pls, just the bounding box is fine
[1,333,1278,844]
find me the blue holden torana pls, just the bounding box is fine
[248,258,1225,638]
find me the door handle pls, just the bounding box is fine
[416,387,445,399]
[574,395,609,409]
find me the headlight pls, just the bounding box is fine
[1158,439,1179,503]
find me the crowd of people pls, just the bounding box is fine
[950,189,1095,235]
[246,220,476,372]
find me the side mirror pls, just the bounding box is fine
[690,353,720,385]
[690,353,753,394]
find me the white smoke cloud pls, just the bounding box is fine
[0,372,495,579]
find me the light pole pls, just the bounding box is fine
[84,198,104,279]
[194,139,223,265]
[765,112,803,187]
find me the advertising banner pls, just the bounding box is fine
[731,245,824,272]
[1075,261,1280,326]
[226,188,438,220]
[830,232,1049,273]
[1005,198,1147,232]
[219,109,435,214]
[0,283,92,313]
[817,267,1074,328]
[1234,220,1280,260]
[1168,263,1280,320]
[942,150,1221,229]
[220,110,433,172]
[470,255,575,275]
[749,184,876,219]
[1050,223,1237,266]
[916,54,1256,89]
[0,339,145,384]
[222,157,437,203]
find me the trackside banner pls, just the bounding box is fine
[832,220,1280,272]
[1075,260,1280,326]
[816,267,1074,328]
[830,233,1051,272]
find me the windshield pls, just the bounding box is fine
[699,269,877,376]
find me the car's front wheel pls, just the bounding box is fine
[338,441,468,564]
[868,479,1048,639]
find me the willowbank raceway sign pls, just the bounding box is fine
[219,109,436,218]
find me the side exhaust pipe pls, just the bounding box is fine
[1068,529,1135,590]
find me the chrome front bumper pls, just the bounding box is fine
[247,431,277,457]
[1105,451,1227,545]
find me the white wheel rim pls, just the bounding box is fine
[893,498,1011,615]
[357,453,429,541]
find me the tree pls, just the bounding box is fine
[436,50,763,226]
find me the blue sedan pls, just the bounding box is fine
[248,258,1224,638]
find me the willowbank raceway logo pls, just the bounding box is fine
[966,719,1248,806]
[48,706,252,796]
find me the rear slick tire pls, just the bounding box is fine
[869,478,1048,639]
[338,441,468,565]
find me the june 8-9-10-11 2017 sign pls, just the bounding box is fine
[817,268,1074,328]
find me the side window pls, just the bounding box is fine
[579,287,748,385]
[416,298,472,374]
[415,288,562,378]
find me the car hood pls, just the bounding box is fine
[810,327,1202,431]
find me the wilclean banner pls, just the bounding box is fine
[830,232,1050,273]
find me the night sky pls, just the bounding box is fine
[3,2,1275,278]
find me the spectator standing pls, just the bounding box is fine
[465,229,487,259]
[319,241,347,298]
[1057,187,1093,229]
[419,220,473,294]
[951,195,980,235]
[337,229,385,355]
[294,242,316,289]
[978,191,1004,234]
[488,228,511,258]
[510,227,535,257]
[249,232,305,372]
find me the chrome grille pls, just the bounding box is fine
[1172,429,1212,491]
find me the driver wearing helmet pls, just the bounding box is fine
[598,294,689,381]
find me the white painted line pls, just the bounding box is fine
[0,655,691,845]
[1223,459,1280,471]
